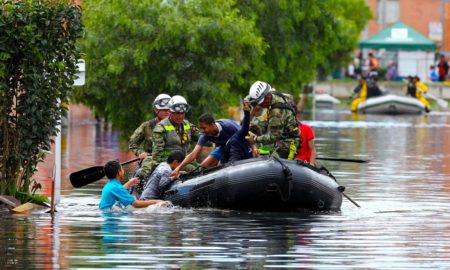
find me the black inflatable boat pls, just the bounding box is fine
[163,156,343,211]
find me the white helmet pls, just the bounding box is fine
[168,95,190,113]
[248,81,271,105]
[153,93,171,109]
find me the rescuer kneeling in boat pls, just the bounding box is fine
[245,81,300,159]
[135,96,199,195]
[405,76,431,113]
[350,72,383,112]
[129,93,171,194]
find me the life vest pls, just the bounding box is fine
[366,80,383,98]
[406,83,416,97]
[415,82,428,93]
[159,118,193,154]
[358,82,368,99]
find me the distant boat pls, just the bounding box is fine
[356,94,425,115]
[163,157,343,211]
[314,93,341,105]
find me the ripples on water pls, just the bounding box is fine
[1,108,449,269]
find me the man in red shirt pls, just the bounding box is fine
[438,54,449,82]
[295,112,316,166]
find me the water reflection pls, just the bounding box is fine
[101,212,131,244]
[63,209,321,269]
[1,105,449,269]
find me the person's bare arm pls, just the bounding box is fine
[138,152,148,160]
[123,177,139,189]
[171,145,202,177]
[251,144,260,157]
[132,199,164,208]
[200,155,218,168]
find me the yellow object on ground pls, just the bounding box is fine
[11,202,36,213]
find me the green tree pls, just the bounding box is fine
[0,0,83,200]
[236,0,371,93]
[318,0,372,76]
[77,0,265,135]
[77,0,370,136]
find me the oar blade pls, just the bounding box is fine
[70,166,105,188]
[437,99,448,109]
[426,93,449,109]
[69,158,140,188]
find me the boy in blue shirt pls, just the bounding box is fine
[99,160,164,210]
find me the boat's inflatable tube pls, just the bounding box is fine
[357,94,425,114]
[315,93,341,105]
[163,157,343,211]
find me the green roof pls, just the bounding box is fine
[359,21,436,50]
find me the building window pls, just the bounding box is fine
[377,0,400,28]
[386,0,400,24]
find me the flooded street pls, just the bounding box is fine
[1,105,450,269]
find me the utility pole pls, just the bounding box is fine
[441,0,445,54]
[380,0,386,30]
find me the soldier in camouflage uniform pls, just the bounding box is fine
[249,115,270,155]
[129,94,171,194]
[129,94,171,159]
[246,81,300,159]
[136,95,199,186]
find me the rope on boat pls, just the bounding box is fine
[271,156,293,202]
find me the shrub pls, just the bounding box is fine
[0,0,83,201]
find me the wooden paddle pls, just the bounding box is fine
[70,157,140,188]
[342,192,360,208]
[316,157,370,163]
[337,186,361,208]
[425,92,448,108]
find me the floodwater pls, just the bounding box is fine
[1,105,450,269]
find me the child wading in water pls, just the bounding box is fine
[99,160,165,210]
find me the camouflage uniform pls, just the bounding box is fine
[137,117,199,180]
[128,117,159,156]
[252,91,300,159]
[250,115,270,155]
